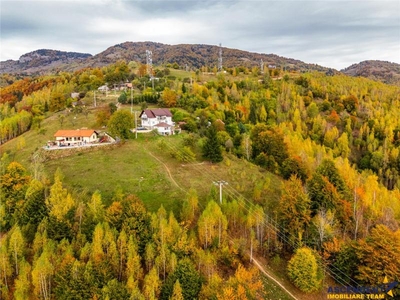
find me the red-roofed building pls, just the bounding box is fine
[139,108,176,135]
[53,129,99,146]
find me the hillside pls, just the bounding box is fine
[1,41,328,75]
[341,60,400,85]
[4,43,400,86]
[88,41,329,72]
[1,67,400,299]
[0,49,92,75]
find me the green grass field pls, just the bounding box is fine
[41,132,283,215]
[44,135,187,212]
[262,275,295,300]
[1,103,282,214]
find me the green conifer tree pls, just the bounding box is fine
[203,126,223,163]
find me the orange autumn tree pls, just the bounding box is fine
[355,225,400,285]
[217,264,264,300]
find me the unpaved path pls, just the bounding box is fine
[251,257,300,300]
[147,150,185,192]
[147,147,302,300]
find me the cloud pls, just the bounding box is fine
[0,0,399,70]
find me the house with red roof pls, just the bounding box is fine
[139,108,176,135]
[53,129,99,146]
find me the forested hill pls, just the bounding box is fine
[87,41,329,72]
[341,60,400,85]
[1,41,328,75]
[0,49,92,75]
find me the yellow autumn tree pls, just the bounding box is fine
[287,247,322,293]
[46,172,74,220]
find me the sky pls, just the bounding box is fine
[1,0,399,70]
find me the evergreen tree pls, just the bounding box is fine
[160,259,202,300]
[203,126,223,163]
[249,102,257,124]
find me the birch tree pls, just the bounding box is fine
[198,201,227,249]
[0,237,12,295]
[9,225,25,276]
[32,242,55,300]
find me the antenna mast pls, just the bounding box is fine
[260,59,264,74]
[146,50,153,77]
[218,43,223,72]
[146,50,154,89]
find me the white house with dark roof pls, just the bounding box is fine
[139,108,176,135]
[154,122,175,135]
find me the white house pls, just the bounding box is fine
[154,122,174,136]
[139,108,175,135]
[53,129,99,146]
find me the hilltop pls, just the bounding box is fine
[0,49,92,75]
[341,60,400,85]
[4,42,400,86]
[1,41,328,75]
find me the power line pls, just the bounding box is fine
[147,134,359,287]
[213,180,228,204]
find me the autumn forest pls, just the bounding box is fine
[1,59,400,299]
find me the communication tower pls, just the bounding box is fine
[146,50,153,77]
[146,50,155,89]
[260,59,264,74]
[218,43,223,72]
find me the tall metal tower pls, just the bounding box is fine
[218,43,223,72]
[146,50,153,77]
[260,59,264,74]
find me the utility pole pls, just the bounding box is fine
[213,180,228,204]
[130,86,133,114]
[134,111,138,139]
[94,91,96,107]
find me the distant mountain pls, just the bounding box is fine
[87,41,329,72]
[3,44,399,86]
[341,60,400,85]
[0,49,92,75]
[0,42,328,75]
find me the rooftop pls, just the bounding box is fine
[54,129,97,137]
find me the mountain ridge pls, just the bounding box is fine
[1,42,400,85]
[0,41,329,75]
[0,49,92,74]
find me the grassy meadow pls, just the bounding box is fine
[1,100,282,217]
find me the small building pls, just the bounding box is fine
[154,122,174,136]
[53,129,99,147]
[98,85,109,92]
